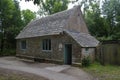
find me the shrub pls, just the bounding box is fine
[0,49,16,56]
[82,56,91,67]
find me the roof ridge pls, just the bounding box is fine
[46,6,77,17]
[23,6,80,29]
[16,6,81,39]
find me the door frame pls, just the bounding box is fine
[64,43,72,65]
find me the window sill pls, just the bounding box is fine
[21,49,27,51]
[42,50,52,52]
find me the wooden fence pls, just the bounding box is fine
[96,40,120,65]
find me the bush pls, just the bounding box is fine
[0,49,16,56]
[82,56,91,67]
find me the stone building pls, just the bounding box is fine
[16,6,99,65]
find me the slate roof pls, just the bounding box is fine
[16,6,99,47]
[65,30,99,47]
[16,6,75,39]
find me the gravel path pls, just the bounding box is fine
[0,56,94,80]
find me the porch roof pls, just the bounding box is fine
[65,30,99,47]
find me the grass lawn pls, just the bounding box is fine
[83,62,120,80]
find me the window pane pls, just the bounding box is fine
[21,40,26,49]
[42,40,45,50]
[45,39,47,50]
[42,39,51,50]
[85,48,89,51]
[49,39,51,50]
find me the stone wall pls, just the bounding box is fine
[66,7,89,34]
[16,34,82,63]
[81,48,95,62]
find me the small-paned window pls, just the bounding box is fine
[21,40,26,50]
[42,39,51,51]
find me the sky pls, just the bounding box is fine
[18,0,103,13]
[18,0,79,12]
[18,0,39,12]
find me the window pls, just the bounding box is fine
[21,40,26,50]
[42,39,51,51]
[85,48,89,51]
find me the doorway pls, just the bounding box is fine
[64,44,72,65]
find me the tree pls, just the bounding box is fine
[0,0,22,52]
[0,0,15,52]
[24,0,41,4]
[102,0,120,39]
[24,0,79,5]
[37,0,69,16]
[80,0,106,37]
[21,9,36,26]
[83,0,120,39]
[80,0,120,40]
[12,0,23,28]
[6,0,23,49]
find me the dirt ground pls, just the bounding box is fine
[0,56,94,80]
[0,56,58,68]
[0,67,48,80]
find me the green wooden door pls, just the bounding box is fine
[64,44,72,65]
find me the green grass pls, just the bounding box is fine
[83,62,120,80]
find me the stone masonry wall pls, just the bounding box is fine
[16,34,82,63]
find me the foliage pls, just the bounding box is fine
[81,0,106,38]
[24,0,41,4]
[80,0,120,40]
[21,9,36,26]
[102,0,120,40]
[82,56,91,67]
[83,62,120,80]
[0,0,36,55]
[24,0,74,5]
[0,49,16,56]
[0,0,21,52]
[37,0,69,16]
